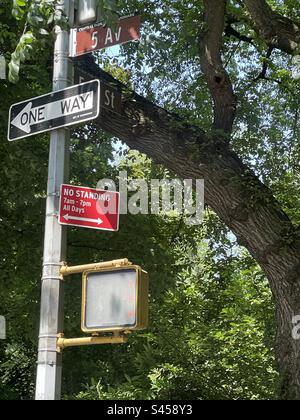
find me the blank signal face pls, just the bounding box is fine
[83,269,138,331]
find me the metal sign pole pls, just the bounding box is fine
[35,0,74,400]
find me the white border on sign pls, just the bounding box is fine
[69,28,77,58]
[58,184,120,232]
[7,80,100,142]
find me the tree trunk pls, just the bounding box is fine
[76,50,300,399]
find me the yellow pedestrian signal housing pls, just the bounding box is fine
[81,265,149,333]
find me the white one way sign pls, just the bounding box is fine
[8,80,100,141]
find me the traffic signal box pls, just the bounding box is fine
[82,265,149,333]
[57,259,149,351]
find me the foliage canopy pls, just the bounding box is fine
[1,0,300,400]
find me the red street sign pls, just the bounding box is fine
[59,184,120,232]
[70,15,141,57]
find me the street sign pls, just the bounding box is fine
[100,83,122,114]
[8,80,100,141]
[75,68,123,114]
[70,15,141,57]
[82,265,149,333]
[59,184,120,231]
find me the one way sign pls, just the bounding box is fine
[8,80,100,141]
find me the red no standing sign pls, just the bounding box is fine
[59,184,120,232]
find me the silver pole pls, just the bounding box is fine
[35,0,74,401]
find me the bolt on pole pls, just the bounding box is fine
[35,0,74,401]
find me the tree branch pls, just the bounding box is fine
[76,56,300,305]
[225,23,254,46]
[68,242,124,254]
[198,0,237,134]
[251,45,275,83]
[243,0,300,55]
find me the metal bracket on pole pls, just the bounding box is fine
[47,191,61,197]
[45,213,59,218]
[60,259,132,277]
[42,262,65,282]
[56,332,128,352]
